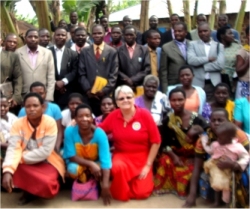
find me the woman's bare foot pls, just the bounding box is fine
[182,197,196,208]
[18,191,36,205]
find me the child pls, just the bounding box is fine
[0,96,17,163]
[185,125,204,144]
[202,122,250,205]
[95,97,115,126]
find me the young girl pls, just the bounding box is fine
[0,96,17,163]
[95,97,115,126]
[202,122,250,206]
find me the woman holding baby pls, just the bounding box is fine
[154,88,208,198]
[184,108,249,208]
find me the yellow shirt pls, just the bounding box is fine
[93,42,105,55]
[148,47,158,76]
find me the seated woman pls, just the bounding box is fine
[202,83,234,123]
[184,108,249,208]
[154,88,208,198]
[135,75,169,125]
[234,96,250,134]
[63,104,112,205]
[61,93,85,128]
[95,96,115,126]
[167,65,206,114]
[0,95,18,162]
[2,93,65,205]
[18,82,63,153]
[99,85,161,201]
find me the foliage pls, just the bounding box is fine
[111,0,140,13]
[62,0,99,22]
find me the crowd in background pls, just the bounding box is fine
[0,11,250,208]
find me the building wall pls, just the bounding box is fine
[114,12,249,44]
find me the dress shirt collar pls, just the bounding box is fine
[94,41,105,51]
[202,40,212,46]
[126,43,136,50]
[26,45,39,54]
[174,39,187,45]
[54,45,65,52]
[0,47,2,53]
[148,46,157,53]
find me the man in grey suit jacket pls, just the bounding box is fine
[16,29,55,101]
[49,27,78,110]
[78,25,118,116]
[160,22,189,93]
[187,23,224,101]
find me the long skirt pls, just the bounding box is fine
[154,153,194,198]
[110,152,153,201]
[13,162,60,198]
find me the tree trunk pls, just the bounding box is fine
[183,0,191,31]
[51,0,60,26]
[219,0,226,14]
[234,0,247,33]
[167,0,173,16]
[192,0,199,29]
[139,0,149,32]
[34,0,51,32]
[1,1,17,34]
[87,7,96,33]
[29,0,37,12]
[209,0,217,30]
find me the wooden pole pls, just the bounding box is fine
[234,0,247,33]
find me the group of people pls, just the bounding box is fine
[0,11,250,208]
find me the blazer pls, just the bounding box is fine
[16,45,55,101]
[117,44,151,87]
[0,51,23,104]
[159,40,189,93]
[162,29,192,45]
[78,43,118,95]
[187,40,224,87]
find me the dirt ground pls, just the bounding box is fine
[1,190,222,208]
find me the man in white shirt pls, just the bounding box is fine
[49,27,78,109]
[187,23,224,101]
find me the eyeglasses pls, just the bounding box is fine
[117,96,133,101]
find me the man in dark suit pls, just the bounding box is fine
[109,25,123,49]
[142,15,163,46]
[78,24,118,116]
[122,15,142,45]
[160,22,190,93]
[117,25,151,90]
[162,14,192,45]
[65,25,78,49]
[49,27,78,110]
[38,28,53,49]
[67,11,78,31]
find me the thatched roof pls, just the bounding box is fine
[17,20,37,34]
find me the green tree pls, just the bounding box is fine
[234,0,247,33]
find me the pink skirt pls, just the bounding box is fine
[13,162,60,198]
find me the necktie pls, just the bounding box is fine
[95,46,100,60]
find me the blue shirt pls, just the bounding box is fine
[63,126,112,169]
[234,97,250,134]
[18,102,62,121]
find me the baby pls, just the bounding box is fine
[202,122,250,205]
[185,125,204,144]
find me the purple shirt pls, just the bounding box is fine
[174,39,187,60]
[27,46,39,68]
[103,28,112,44]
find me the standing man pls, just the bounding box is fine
[187,22,224,101]
[142,15,163,46]
[161,14,192,44]
[72,27,90,53]
[49,27,78,110]
[78,25,118,116]
[67,11,78,31]
[122,15,142,45]
[190,14,207,41]
[146,30,161,77]
[160,22,190,93]
[38,28,53,48]
[15,29,55,101]
[65,25,78,48]
[109,25,123,49]
[4,34,18,52]
[0,38,23,108]
[117,25,150,90]
[211,14,240,43]
[100,15,111,44]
